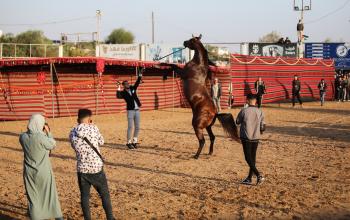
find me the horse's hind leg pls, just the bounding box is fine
[194,128,205,159]
[206,125,215,155]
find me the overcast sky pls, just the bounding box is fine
[0,0,349,44]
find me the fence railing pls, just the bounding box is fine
[0,43,97,59]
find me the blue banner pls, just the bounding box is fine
[305,43,350,69]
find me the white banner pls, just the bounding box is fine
[99,44,140,60]
[145,44,190,63]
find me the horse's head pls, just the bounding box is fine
[183,34,203,50]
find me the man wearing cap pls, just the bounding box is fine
[117,69,143,149]
[236,93,265,185]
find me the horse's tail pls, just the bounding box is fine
[216,113,240,143]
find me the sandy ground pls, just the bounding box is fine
[0,102,349,220]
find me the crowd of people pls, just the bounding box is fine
[18,69,347,219]
[335,70,350,102]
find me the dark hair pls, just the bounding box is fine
[246,93,257,100]
[78,109,92,123]
[122,80,128,85]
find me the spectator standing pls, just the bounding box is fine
[69,109,115,220]
[211,78,222,113]
[292,75,303,107]
[19,114,63,220]
[318,79,327,106]
[297,19,304,43]
[254,77,266,108]
[342,75,349,101]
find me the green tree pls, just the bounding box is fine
[324,37,332,43]
[0,30,54,57]
[106,28,135,44]
[258,31,282,43]
[15,30,52,44]
[0,33,16,43]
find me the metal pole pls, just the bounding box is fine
[152,11,155,43]
[172,70,175,112]
[0,43,2,59]
[44,45,47,57]
[96,10,101,45]
[14,44,17,59]
[50,63,55,119]
[29,44,32,57]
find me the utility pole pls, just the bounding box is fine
[152,11,155,44]
[294,0,312,58]
[96,10,102,44]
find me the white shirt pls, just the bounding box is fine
[127,89,139,110]
[69,123,104,174]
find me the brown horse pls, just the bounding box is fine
[162,35,239,159]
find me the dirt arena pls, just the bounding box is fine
[0,102,349,220]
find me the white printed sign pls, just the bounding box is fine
[99,44,140,60]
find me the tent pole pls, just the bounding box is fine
[96,73,100,116]
[172,70,175,113]
[50,62,55,119]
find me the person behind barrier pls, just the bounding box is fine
[236,93,265,185]
[342,75,349,102]
[254,77,266,108]
[211,78,222,113]
[117,69,143,149]
[318,79,327,106]
[69,109,115,220]
[19,114,63,220]
[292,75,303,107]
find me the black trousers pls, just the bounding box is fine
[77,170,114,220]
[257,93,263,108]
[292,92,303,106]
[241,139,260,179]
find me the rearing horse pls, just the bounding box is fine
[162,35,239,159]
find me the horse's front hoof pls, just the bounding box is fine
[208,151,213,155]
[193,155,199,159]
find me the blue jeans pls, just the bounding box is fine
[127,110,140,142]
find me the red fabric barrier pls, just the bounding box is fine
[0,55,336,120]
[228,54,335,106]
[0,58,182,120]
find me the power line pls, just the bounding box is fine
[0,16,95,27]
[305,0,350,24]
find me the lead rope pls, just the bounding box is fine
[52,63,74,124]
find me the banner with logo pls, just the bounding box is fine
[305,43,350,69]
[248,43,297,58]
[145,44,189,63]
[99,44,140,60]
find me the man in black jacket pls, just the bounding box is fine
[292,75,303,107]
[117,70,143,149]
[254,77,266,108]
[297,19,304,43]
[318,79,327,106]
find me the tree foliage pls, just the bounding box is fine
[0,30,55,57]
[258,31,282,43]
[106,28,135,44]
